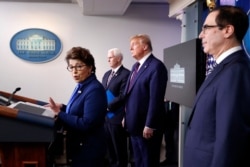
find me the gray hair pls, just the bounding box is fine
[108,48,123,61]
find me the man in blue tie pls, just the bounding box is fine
[184,6,250,167]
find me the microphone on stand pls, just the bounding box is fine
[6,87,21,106]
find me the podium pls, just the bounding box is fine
[0,91,55,167]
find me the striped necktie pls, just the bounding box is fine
[107,70,115,86]
[206,55,217,76]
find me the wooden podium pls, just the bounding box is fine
[0,91,55,167]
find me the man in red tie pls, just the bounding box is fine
[124,34,168,167]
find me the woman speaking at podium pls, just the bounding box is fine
[46,47,107,167]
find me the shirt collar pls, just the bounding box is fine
[112,65,122,73]
[138,52,151,70]
[216,46,242,64]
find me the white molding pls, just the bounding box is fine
[77,0,132,16]
[168,0,196,17]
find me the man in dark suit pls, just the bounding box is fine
[102,48,130,167]
[124,34,168,167]
[184,6,250,167]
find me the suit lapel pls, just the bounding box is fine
[127,55,153,93]
[194,51,241,107]
[107,66,123,88]
[136,56,152,77]
[104,70,112,89]
[193,64,223,106]
[189,51,243,124]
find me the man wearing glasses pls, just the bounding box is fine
[184,5,250,167]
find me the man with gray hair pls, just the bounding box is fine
[102,48,130,167]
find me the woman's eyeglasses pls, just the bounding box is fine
[67,64,86,72]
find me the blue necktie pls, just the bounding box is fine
[206,55,217,76]
[66,84,81,113]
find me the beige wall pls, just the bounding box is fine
[0,2,181,103]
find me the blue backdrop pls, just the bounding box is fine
[234,0,250,57]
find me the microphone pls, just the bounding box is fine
[6,87,21,106]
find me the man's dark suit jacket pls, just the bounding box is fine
[102,65,130,124]
[184,50,250,167]
[125,54,168,135]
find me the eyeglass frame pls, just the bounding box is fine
[201,24,224,33]
[67,64,87,72]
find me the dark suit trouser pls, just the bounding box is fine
[105,122,128,167]
[130,131,163,167]
[163,102,179,162]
